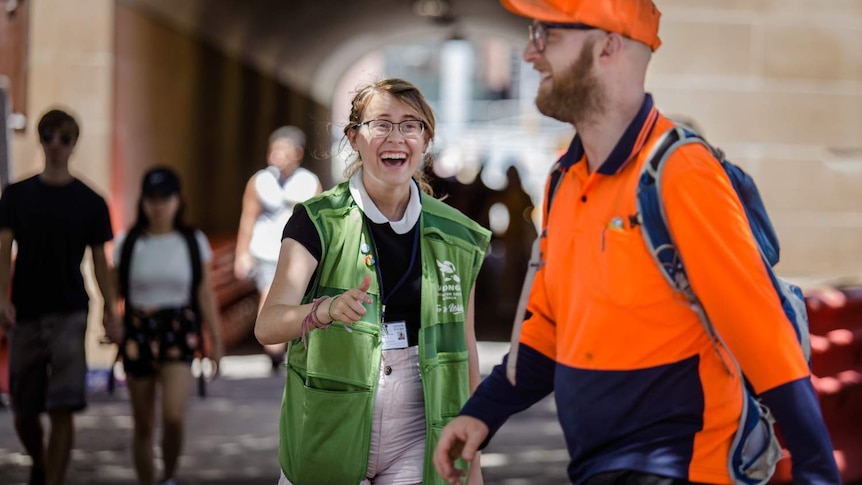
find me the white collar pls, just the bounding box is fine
[349,169,421,234]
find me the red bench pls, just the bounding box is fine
[772,287,862,483]
[208,237,260,353]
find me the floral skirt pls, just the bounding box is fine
[122,306,200,378]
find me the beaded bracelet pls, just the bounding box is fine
[300,296,330,348]
[327,295,339,323]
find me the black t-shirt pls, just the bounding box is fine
[0,175,113,319]
[283,205,422,346]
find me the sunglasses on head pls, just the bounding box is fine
[40,130,74,146]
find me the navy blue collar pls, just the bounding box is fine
[558,93,658,175]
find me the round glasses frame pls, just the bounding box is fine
[529,21,595,53]
[356,119,426,139]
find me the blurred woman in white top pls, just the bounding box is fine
[234,127,322,370]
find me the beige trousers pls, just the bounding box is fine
[279,346,425,485]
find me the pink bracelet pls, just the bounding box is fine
[300,296,330,348]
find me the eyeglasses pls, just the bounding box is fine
[529,21,595,53]
[356,119,425,139]
[40,130,74,146]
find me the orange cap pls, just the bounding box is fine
[501,0,662,51]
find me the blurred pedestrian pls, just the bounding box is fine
[0,108,119,485]
[256,78,489,485]
[234,126,322,372]
[114,166,224,485]
[434,1,839,484]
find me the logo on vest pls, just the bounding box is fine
[435,259,463,315]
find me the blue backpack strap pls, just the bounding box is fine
[636,127,733,368]
[635,127,718,306]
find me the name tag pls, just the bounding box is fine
[381,321,408,350]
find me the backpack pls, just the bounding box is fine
[637,126,810,484]
[114,227,208,397]
[509,125,810,485]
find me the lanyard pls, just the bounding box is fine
[364,217,420,322]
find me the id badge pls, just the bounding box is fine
[381,321,408,350]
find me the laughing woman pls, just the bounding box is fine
[256,78,489,485]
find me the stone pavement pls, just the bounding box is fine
[0,343,570,485]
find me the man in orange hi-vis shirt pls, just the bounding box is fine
[434,1,840,484]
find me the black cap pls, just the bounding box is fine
[142,167,181,197]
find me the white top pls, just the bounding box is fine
[113,230,213,310]
[250,166,320,262]
[348,169,421,235]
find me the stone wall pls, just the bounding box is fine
[649,0,862,285]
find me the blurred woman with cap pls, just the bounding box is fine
[113,166,224,485]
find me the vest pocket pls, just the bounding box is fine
[422,351,470,424]
[282,368,372,484]
[425,424,469,485]
[304,320,379,391]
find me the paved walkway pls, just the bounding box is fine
[0,343,569,485]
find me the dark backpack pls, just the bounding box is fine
[636,127,811,484]
[636,127,810,361]
[114,227,207,397]
[532,126,810,484]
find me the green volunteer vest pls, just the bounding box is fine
[279,182,491,485]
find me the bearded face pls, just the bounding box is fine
[535,39,607,125]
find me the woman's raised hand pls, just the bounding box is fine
[325,274,374,324]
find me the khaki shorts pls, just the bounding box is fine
[279,346,425,485]
[8,310,89,415]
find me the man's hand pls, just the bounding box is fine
[0,297,16,329]
[433,415,489,485]
[102,307,123,344]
